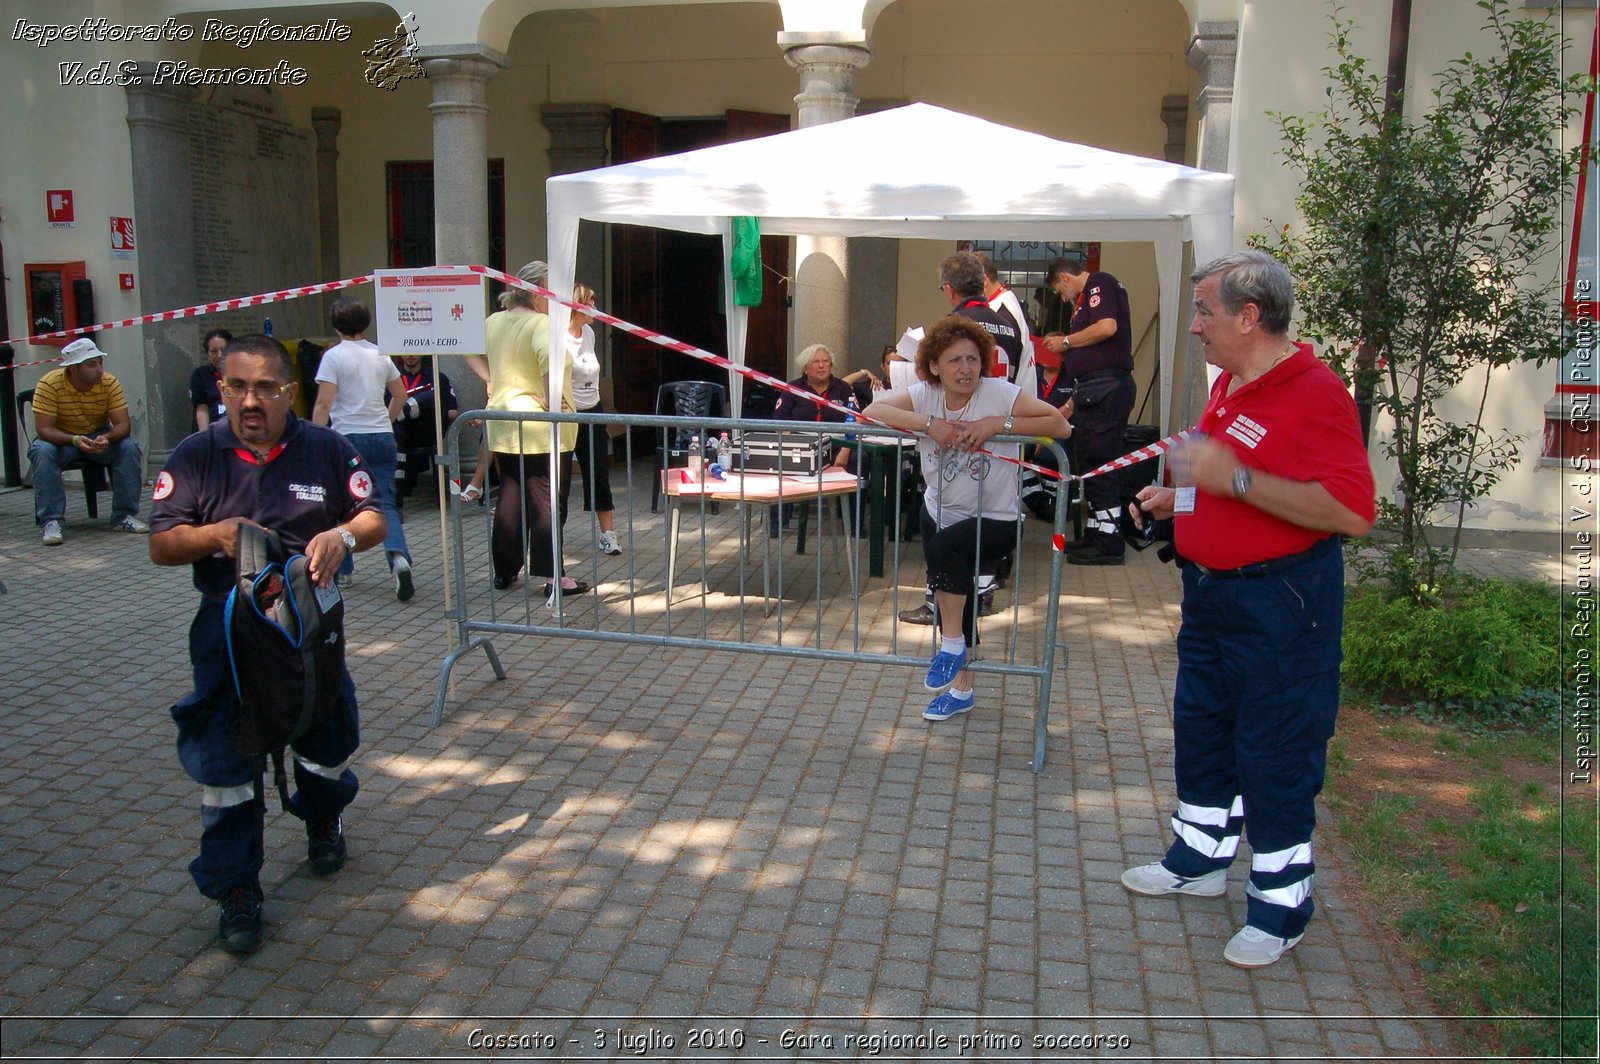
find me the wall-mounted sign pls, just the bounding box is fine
[110,216,135,258]
[46,190,74,228]
[374,267,485,356]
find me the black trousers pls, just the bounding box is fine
[921,511,1020,647]
[492,450,572,582]
[573,405,615,513]
[1071,372,1137,541]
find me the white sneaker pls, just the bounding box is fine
[392,556,414,602]
[1224,924,1304,968]
[598,530,622,556]
[40,520,64,546]
[111,516,149,533]
[1119,862,1227,898]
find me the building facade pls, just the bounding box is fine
[1,0,1592,545]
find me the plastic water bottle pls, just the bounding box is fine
[262,317,273,337]
[844,394,860,446]
[717,432,732,470]
[686,434,703,481]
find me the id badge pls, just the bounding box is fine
[314,581,343,613]
[1174,485,1197,515]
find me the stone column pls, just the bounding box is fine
[779,33,871,363]
[1186,22,1236,174]
[310,107,342,321]
[125,68,202,456]
[541,103,611,301]
[420,50,504,270]
[420,49,504,419]
[1161,94,1189,165]
[1179,23,1238,429]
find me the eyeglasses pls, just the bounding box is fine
[220,382,288,400]
[935,282,951,292]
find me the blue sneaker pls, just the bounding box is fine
[925,648,966,692]
[923,690,973,721]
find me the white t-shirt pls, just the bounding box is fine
[566,324,601,410]
[910,377,1023,526]
[315,338,399,435]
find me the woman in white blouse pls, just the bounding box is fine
[863,315,1070,722]
[566,283,621,557]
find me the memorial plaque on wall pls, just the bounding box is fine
[187,86,322,343]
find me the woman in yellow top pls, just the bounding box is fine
[466,261,589,597]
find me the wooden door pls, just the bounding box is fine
[609,108,791,429]
[610,110,662,427]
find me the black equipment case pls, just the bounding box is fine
[733,431,827,476]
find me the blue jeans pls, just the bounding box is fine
[28,435,144,524]
[340,431,409,573]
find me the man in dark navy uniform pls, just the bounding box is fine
[150,334,386,954]
[1042,254,1136,565]
[391,354,459,501]
[942,251,1023,383]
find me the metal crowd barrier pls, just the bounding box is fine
[430,409,1072,772]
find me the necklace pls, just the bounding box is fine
[939,391,973,421]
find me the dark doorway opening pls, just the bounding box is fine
[610,109,790,443]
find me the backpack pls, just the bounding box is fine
[223,523,345,760]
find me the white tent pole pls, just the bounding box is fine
[1155,229,1183,443]
[721,219,747,418]
[546,217,582,590]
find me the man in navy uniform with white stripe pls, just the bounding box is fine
[1120,251,1375,967]
[151,334,386,954]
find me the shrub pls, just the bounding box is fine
[1342,578,1560,718]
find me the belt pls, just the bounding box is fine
[1066,367,1131,387]
[1184,536,1340,580]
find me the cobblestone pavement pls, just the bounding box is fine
[0,459,1531,1061]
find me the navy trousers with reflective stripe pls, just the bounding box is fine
[172,598,361,899]
[1160,542,1344,938]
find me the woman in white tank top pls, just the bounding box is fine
[863,316,1071,722]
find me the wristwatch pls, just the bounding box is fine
[1232,466,1253,498]
[336,526,357,553]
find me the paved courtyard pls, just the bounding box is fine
[0,457,1557,1060]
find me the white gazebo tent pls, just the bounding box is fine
[545,102,1236,439]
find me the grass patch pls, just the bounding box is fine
[1327,709,1596,1059]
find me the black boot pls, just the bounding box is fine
[306,815,348,876]
[217,881,263,954]
[1067,532,1126,566]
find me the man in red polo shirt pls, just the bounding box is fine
[1119,250,1375,968]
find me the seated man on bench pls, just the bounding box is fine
[28,338,148,544]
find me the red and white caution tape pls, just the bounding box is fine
[471,266,1073,481]
[1,263,1185,486]
[4,354,78,371]
[1,275,373,356]
[1072,429,1194,483]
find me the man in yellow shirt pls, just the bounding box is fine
[28,338,148,544]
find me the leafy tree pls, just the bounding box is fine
[1256,0,1587,602]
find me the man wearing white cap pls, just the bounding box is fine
[27,337,148,544]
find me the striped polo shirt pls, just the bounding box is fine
[31,368,127,436]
